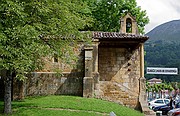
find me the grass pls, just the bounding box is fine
[0,95,144,116]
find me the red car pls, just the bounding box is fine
[167,108,180,116]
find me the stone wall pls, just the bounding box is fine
[12,42,143,110]
[13,72,84,100]
[13,44,85,99]
[98,47,141,108]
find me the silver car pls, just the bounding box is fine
[148,98,170,109]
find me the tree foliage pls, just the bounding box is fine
[146,82,174,99]
[0,0,92,114]
[0,0,92,80]
[85,0,149,33]
[145,42,180,82]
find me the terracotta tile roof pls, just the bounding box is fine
[93,32,149,41]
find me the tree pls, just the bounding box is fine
[146,82,152,99]
[87,0,149,34]
[146,82,174,100]
[0,0,92,114]
[145,42,180,82]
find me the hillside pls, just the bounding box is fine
[146,20,180,43]
[144,20,180,82]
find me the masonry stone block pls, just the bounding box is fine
[83,77,94,98]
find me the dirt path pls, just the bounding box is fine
[45,108,109,115]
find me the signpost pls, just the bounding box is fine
[146,67,178,75]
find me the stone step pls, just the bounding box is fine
[139,99,155,116]
[143,109,156,115]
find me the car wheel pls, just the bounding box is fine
[152,106,155,109]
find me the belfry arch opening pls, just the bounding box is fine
[126,18,132,33]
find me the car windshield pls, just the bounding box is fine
[164,100,169,104]
[155,100,163,104]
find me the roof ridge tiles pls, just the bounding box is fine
[92,31,149,42]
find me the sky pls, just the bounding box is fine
[136,0,180,33]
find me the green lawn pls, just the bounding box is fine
[0,95,144,116]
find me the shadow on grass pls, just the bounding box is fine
[0,99,38,115]
[0,99,3,114]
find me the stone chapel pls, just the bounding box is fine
[0,13,152,114]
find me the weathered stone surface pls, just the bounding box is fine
[20,72,83,97]
[83,77,94,98]
[97,47,141,108]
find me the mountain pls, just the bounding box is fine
[146,20,180,43]
[144,20,180,82]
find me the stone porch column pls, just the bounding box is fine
[139,43,151,114]
[92,40,100,89]
[83,46,94,98]
[93,39,99,73]
[139,43,146,98]
[92,40,100,97]
[140,43,144,78]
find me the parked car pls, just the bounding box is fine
[153,102,180,115]
[153,103,170,115]
[148,98,170,109]
[167,108,180,116]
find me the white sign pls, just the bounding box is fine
[85,51,92,60]
[147,67,178,75]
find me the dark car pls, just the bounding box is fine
[153,102,180,115]
[153,103,171,115]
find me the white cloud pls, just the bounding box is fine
[136,0,180,33]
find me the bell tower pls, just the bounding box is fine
[120,13,139,34]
